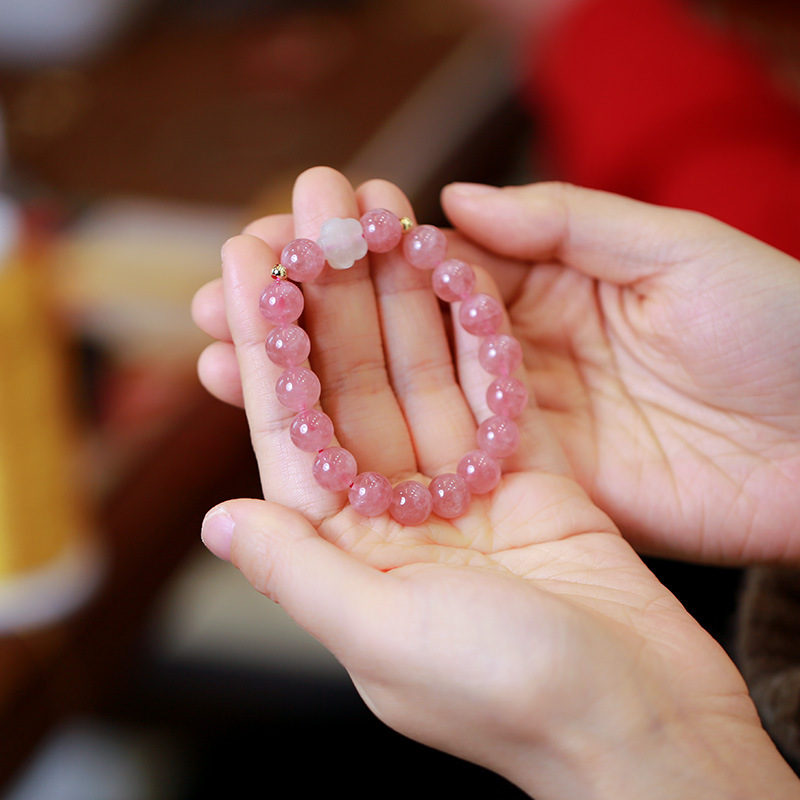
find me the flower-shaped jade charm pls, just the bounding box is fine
[317,217,368,270]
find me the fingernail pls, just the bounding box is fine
[201,506,234,562]
[446,182,500,197]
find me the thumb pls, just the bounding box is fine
[201,499,388,658]
[441,181,732,285]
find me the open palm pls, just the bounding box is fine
[193,169,795,796]
[442,182,800,565]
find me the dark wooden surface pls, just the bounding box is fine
[0,0,477,207]
[0,389,260,785]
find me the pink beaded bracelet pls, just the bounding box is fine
[259,208,526,526]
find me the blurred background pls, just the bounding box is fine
[0,0,798,797]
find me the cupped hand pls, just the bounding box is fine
[193,168,795,797]
[440,181,800,565]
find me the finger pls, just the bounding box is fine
[444,230,529,307]
[201,499,392,664]
[197,340,244,408]
[242,212,295,251]
[222,232,341,521]
[291,167,414,478]
[192,277,230,342]
[355,178,477,475]
[192,213,297,344]
[441,181,727,285]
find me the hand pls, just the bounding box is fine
[440,181,800,565]
[193,168,797,797]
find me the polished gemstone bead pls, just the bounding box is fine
[486,376,528,418]
[402,224,447,270]
[289,409,334,452]
[431,258,476,302]
[478,334,523,376]
[429,473,471,519]
[265,324,311,367]
[457,450,501,494]
[259,280,304,324]
[348,471,393,516]
[268,208,525,524]
[360,208,403,253]
[318,217,368,270]
[389,480,433,526]
[459,293,502,336]
[281,238,325,282]
[313,447,358,492]
[275,366,321,411]
[477,415,520,458]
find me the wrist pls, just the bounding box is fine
[505,698,800,799]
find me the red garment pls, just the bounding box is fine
[525,0,800,258]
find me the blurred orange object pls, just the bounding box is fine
[0,201,102,632]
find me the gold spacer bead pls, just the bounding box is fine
[399,216,414,233]
[271,264,288,280]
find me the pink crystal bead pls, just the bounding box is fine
[479,334,523,376]
[360,208,403,253]
[457,450,501,494]
[389,480,433,526]
[313,447,358,492]
[459,293,502,336]
[260,280,304,324]
[486,376,529,418]
[477,415,520,459]
[348,471,393,516]
[429,473,471,519]
[318,217,368,270]
[276,366,321,411]
[403,224,447,270]
[265,324,311,367]
[290,409,334,452]
[267,207,523,525]
[281,238,325,282]
[431,258,476,302]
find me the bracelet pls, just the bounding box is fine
[259,208,526,525]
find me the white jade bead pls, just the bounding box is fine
[317,217,368,270]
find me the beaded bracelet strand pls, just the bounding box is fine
[259,209,527,526]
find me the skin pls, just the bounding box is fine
[193,167,800,797]
[439,181,800,564]
[196,178,800,566]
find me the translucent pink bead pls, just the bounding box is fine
[313,447,358,492]
[486,376,529,418]
[477,415,520,458]
[457,450,501,494]
[259,280,304,324]
[348,471,393,516]
[275,366,321,411]
[402,224,447,270]
[431,258,476,302]
[389,480,433,526]
[265,324,310,367]
[459,293,502,336]
[429,473,471,519]
[281,238,325,282]
[479,334,523,376]
[290,409,333,452]
[360,208,403,253]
